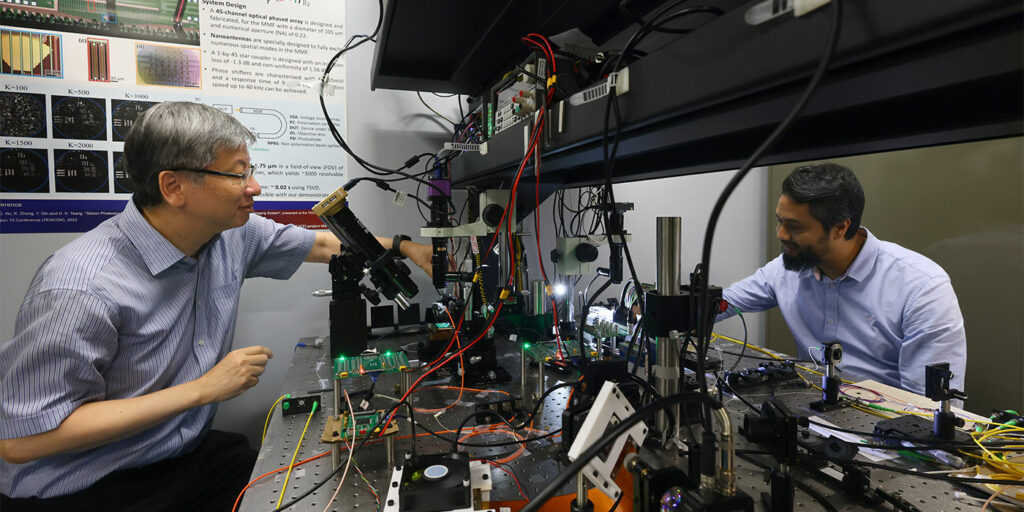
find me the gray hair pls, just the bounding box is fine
[124,101,256,207]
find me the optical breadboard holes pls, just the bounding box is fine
[135,42,200,88]
[54,149,108,193]
[0,28,63,78]
[0,0,201,45]
[51,96,107,140]
[0,92,47,137]
[87,38,109,82]
[111,151,134,194]
[111,99,156,141]
[0,147,49,193]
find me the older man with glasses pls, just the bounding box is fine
[0,101,432,511]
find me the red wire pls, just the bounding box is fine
[387,96,549,434]
[231,451,331,512]
[478,459,529,501]
[174,0,186,22]
[527,33,557,73]
[521,34,556,73]
[380,302,506,432]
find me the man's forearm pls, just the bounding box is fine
[0,380,204,464]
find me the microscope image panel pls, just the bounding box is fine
[51,95,107,140]
[0,147,50,193]
[111,100,157,142]
[113,151,134,194]
[0,0,201,46]
[0,29,63,78]
[87,38,110,82]
[0,92,47,138]
[135,42,201,88]
[54,149,108,193]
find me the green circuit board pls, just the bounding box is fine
[334,351,410,379]
[522,341,598,363]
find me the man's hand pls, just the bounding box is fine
[0,347,274,464]
[403,240,433,278]
[195,346,273,405]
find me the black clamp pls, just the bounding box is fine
[391,234,411,260]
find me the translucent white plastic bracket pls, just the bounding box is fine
[568,67,630,106]
[443,141,488,155]
[745,0,831,25]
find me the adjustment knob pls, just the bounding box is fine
[482,204,504,227]
[575,242,599,262]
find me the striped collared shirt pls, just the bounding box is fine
[0,200,314,498]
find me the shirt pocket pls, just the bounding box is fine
[199,267,242,349]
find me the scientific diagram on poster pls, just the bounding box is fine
[1,0,347,232]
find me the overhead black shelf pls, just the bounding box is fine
[445,0,1023,188]
[369,0,740,95]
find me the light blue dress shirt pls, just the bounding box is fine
[719,228,966,395]
[0,200,315,499]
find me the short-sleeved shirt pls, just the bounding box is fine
[719,228,966,394]
[0,200,315,499]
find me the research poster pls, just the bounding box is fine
[0,0,346,232]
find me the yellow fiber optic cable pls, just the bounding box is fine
[277,400,319,508]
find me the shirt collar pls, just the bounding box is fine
[843,227,876,283]
[807,227,875,283]
[119,199,190,275]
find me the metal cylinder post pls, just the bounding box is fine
[655,217,682,439]
[401,370,412,397]
[537,360,545,403]
[333,378,342,469]
[531,280,546,316]
[521,345,529,408]
[386,435,395,470]
[656,217,682,296]
[576,471,588,508]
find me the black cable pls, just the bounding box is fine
[436,379,582,451]
[314,1,455,201]
[451,410,522,452]
[348,175,452,216]
[694,0,844,432]
[414,420,564,448]
[726,309,748,373]
[594,5,713,428]
[520,391,702,512]
[618,1,725,34]
[578,278,612,358]
[514,380,582,430]
[719,377,761,413]
[404,400,417,458]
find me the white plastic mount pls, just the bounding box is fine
[567,381,648,500]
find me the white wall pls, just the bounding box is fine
[1,234,79,333]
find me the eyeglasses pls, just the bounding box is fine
[175,164,256,185]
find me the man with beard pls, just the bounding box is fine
[718,163,966,396]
